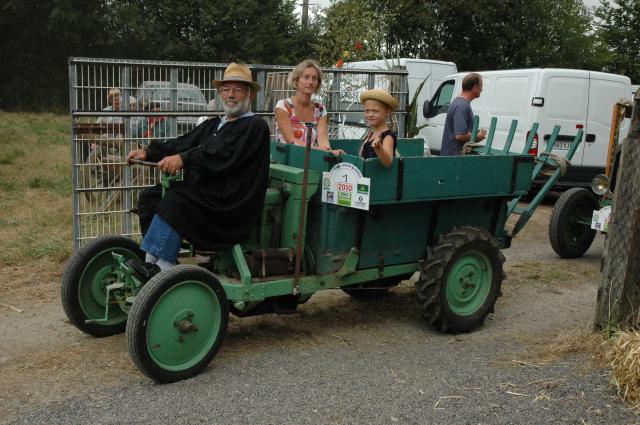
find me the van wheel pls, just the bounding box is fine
[549,188,598,258]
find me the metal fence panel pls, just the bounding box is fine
[69,57,409,249]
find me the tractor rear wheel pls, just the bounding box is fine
[549,187,598,259]
[416,227,505,333]
[126,265,229,382]
[61,236,144,337]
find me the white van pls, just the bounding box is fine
[345,58,457,108]
[423,69,632,186]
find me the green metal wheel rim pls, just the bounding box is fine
[78,247,139,325]
[146,280,222,372]
[568,208,593,241]
[445,249,492,316]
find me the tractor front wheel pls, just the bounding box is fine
[126,265,229,382]
[416,227,505,333]
[548,188,598,259]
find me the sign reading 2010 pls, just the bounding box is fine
[321,163,370,210]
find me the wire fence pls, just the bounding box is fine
[69,57,409,249]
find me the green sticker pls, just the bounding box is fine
[337,192,351,206]
[357,183,369,193]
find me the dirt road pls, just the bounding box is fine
[1,204,637,424]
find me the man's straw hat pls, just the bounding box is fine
[213,62,261,92]
[360,88,399,111]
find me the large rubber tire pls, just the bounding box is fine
[416,226,505,333]
[127,265,229,383]
[341,275,411,299]
[548,187,598,259]
[61,236,144,337]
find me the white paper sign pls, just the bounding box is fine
[591,206,611,232]
[321,163,370,210]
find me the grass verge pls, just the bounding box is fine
[0,112,71,301]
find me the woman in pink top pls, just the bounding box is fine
[275,59,341,155]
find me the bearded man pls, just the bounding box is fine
[126,63,270,275]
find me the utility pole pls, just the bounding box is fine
[302,0,309,29]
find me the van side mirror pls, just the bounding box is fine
[423,100,433,118]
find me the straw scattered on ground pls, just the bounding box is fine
[604,329,640,411]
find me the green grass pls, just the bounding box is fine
[0,112,69,146]
[0,112,73,265]
[0,149,25,165]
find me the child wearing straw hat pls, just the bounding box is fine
[359,88,399,168]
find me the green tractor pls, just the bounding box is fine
[62,121,581,382]
[548,99,633,258]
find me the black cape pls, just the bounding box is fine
[137,115,271,249]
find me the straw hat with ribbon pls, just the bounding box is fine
[360,88,399,111]
[213,62,261,92]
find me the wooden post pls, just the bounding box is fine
[595,90,640,330]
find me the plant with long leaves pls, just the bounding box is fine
[406,74,430,138]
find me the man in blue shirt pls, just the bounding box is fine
[440,72,487,156]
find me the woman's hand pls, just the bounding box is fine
[127,149,146,164]
[325,147,345,157]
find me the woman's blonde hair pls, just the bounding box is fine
[288,59,323,93]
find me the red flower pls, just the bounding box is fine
[355,41,363,50]
[336,59,344,68]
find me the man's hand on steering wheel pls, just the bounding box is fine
[158,154,183,175]
[127,149,147,163]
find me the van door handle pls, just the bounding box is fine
[586,134,595,143]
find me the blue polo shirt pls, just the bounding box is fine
[441,96,473,156]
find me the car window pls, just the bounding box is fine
[432,80,455,115]
[178,88,206,103]
[136,83,206,106]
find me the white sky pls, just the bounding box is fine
[299,0,605,20]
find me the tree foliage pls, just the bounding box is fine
[594,0,640,83]
[315,0,384,65]
[0,0,313,111]
[428,0,596,70]
[2,0,639,111]
[0,0,111,111]
[316,0,597,71]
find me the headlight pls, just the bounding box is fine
[591,174,610,196]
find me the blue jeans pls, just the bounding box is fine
[140,215,182,263]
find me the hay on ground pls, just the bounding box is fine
[605,329,640,411]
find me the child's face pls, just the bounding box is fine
[364,99,390,127]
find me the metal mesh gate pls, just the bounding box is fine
[69,57,408,249]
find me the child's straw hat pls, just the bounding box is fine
[360,88,399,111]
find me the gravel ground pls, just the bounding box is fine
[3,204,640,424]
